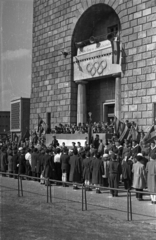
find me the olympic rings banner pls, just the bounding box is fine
[73,40,122,81]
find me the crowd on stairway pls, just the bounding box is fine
[38,121,114,135]
[0,132,156,204]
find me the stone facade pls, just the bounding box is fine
[31,0,156,131]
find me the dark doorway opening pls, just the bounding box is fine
[103,102,115,124]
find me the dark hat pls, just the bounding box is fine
[46,149,50,154]
[73,148,78,155]
[151,153,156,160]
[136,155,142,162]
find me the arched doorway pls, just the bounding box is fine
[72,4,122,124]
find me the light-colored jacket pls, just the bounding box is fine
[132,161,146,189]
[146,160,156,193]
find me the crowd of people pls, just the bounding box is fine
[38,121,114,135]
[0,134,156,204]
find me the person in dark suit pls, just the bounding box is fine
[18,149,26,177]
[122,141,132,161]
[82,151,92,189]
[39,149,45,173]
[0,147,7,177]
[31,148,38,180]
[115,141,123,161]
[109,154,121,197]
[90,151,104,193]
[36,149,42,182]
[52,136,59,148]
[43,149,55,186]
[60,147,70,186]
[149,141,156,161]
[122,156,133,190]
[8,150,13,178]
[69,149,82,189]
[12,149,19,179]
[93,135,100,150]
[131,140,141,161]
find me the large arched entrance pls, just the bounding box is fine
[72,4,122,124]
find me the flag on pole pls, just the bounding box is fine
[118,121,125,137]
[22,129,30,141]
[142,125,156,144]
[113,116,125,138]
[119,124,129,143]
[126,122,139,142]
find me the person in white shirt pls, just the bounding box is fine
[77,142,81,153]
[54,148,62,183]
[25,149,32,178]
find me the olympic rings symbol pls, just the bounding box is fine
[86,60,107,76]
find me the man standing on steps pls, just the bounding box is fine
[52,135,59,149]
[93,134,100,150]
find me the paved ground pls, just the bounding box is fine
[0,176,156,240]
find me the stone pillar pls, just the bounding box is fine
[77,82,87,124]
[115,77,121,120]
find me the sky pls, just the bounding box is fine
[0,0,33,111]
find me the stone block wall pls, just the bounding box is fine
[121,0,156,131]
[30,0,156,131]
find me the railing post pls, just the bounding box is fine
[129,190,132,221]
[50,181,52,203]
[127,190,129,221]
[47,178,49,203]
[82,184,84,211]
[20,175,23,197]
[18,174,20,197]
[84,184,87,211]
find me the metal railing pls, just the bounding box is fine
[1,171,156,222]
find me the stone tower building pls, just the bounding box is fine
[30,0,156,132]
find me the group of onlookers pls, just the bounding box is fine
[37,121,114,136]
[50,121,114,134]
[0,134,156,204]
